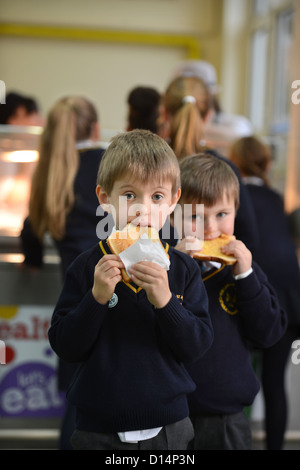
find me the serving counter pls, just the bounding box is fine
[0,126,65,444]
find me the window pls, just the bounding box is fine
[248,2,294,194]
[272,8,294,132]
[253,0,269,17]
[249,28,269,131]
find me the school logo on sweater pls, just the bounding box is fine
[219,284,238,315]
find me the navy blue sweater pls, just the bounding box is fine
[186,262,287,416]
[245,183,300,325]
[48,239,213,433]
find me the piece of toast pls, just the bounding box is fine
[193,234,237,265]
[107,224,160,282]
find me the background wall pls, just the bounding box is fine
[0,0,224,132]
[1,0,298,209]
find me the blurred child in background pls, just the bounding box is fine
[230,136,300,450]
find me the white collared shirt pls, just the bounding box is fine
[118,427,162,443]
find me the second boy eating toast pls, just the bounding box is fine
[173,153,287,450]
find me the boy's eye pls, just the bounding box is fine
[123,193,135,200]
[152,194,163,202]
[192,214,203,221]
[217,212,227,218]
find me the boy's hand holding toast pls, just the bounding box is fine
[92,255,171,309]
[128,262,172,308]
[220,238,252,277]
[179,234,252,277]
[93,224,172,308]
[92,255,125,305]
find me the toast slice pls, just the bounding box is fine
[193,234,237,265]
[107,224,160,282]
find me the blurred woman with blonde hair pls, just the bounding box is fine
[21,95,109,449]
[22,95,109,273]
[163,75,211,160]
[162,75,259,253]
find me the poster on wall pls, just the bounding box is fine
[0,305,65,418]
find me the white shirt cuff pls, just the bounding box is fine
[233,267,253,281]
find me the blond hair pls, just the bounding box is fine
[179,153,240,210]
[29,96,98,240]
[163,76,212,160]
[229,136,272,186]
[97,129,180,195]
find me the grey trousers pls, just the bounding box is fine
[71,417,194,450]
[188,411,252,450]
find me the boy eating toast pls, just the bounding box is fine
[173,153,287,450]
[48,130,213,450]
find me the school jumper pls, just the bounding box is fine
[244,179,300,450]
[187,262,286,416]
[245,182,300,326]
[185,260,287,449]
[48,239,213,435]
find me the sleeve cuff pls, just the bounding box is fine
[233,267,253,281]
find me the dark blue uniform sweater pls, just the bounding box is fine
[48,239,213,433]
[245,183,300,325]
[186,262,287,416]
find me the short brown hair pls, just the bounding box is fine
[97,129,180,195]
[179,153,240,210]
[229,136,272,186]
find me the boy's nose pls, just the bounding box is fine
[134,202,152,227]
[204,218,216,235]
[135,203,149,216]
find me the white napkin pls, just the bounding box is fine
[118,233,170,279]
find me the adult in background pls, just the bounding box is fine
[0,91,44,126]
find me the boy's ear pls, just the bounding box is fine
[169,188,181,215]
[96,185,111,213]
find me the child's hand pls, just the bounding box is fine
[175,236,203,257]
[222,239,252,276]
[128,262,172,309]
[92,255,125,305]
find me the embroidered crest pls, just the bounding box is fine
[219,283,238,315]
